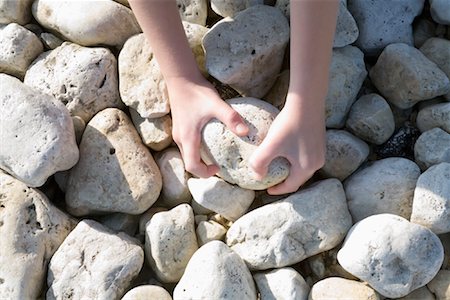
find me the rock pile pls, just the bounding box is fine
[1,0,450,299]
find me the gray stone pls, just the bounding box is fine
[201,97,289,190]
[263,69,288,110]
[122,285,172,300]
[309,277,380,300]
[346,93,395,145]
[210,0,264,17]
[416,102,450,133]
[427,270,450,299]
[72,115,86,145]
[413,18,436,48]
[47,220,144,300]
[0,74,79,187]
[430,0,450,25]
[177,0,207,25]
[226,179,352,270]
[337,214,444,298]
[130,108,172,151]
[66,108,162,216]
[398,287,435,300]
[0,171,75,300]
[25,42,123,122]
[99,213,139,236]
[0,0,33,24]
[40,32,63,49]
[344,157,421,222]
[274,0,289,18]
[203,5,289,98]
[321,130,370,181]
[414,128,450,170]
[173,241,257,300]
[196,220,227,246]
[369,43,450,109]
[333,0,359,48]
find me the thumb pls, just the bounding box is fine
[215,102,249,137]
[249,142,276,181]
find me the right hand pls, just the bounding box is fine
[165,74,249,178]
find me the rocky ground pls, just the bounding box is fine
[0,0,450,299]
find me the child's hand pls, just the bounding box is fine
[166,75,248,178]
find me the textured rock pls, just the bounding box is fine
[0,0,33,24]
[201,98,289,190]
[203,5,289,98]
[25,42,122,122]
[309,277,380,300]
[0,74,79,187]
[414,128,450,170]
[0,23,43,78]
[145,204,198,283]
[226,179,352,270]
[430,0,450,25]
[122,285,172,300]
[196,220,228,246]
[130,109,172,151]
[333,0,359,48]
[321,130,370,181]
[32,0,140,47]
[188,176,255,221]
[348,0,425,55]
[416,102,450,133]
[326,46,367,128]
[0,171,75,300]
[369,43,450,109]
[346,94,395,145]
[427,270,450,299]
[411,163,450,234]
[253,267,310,300]
[66,108,162,216]
[47,220,144,300]
[337,214,444,298]
[177,0,207,25]
[173,241,257,300]
[210,0,264,17]
[344,157,421,222]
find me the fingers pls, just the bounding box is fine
[214,102,249,137]
[179,134,218,178]
[249,143,277,181]
[267,163,312,195]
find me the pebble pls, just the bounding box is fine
[210,0,264,17]
[0,0,33,24]
[40,32,63,49]
[99,213,139,236]
[122,285,172,300]
[309,277,380,300]
[430,0,450,25]
[333,0,359,48]
[416,102,450,133]
[374,122,420,160]
[138,207,167,237]
[427,269,450,299]
[196,220,228,246]
[177,0,207,25]
[398,286,435,300]
[414,128,450,170]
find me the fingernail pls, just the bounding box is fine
[236,123,247,135]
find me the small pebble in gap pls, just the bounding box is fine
[374,122,420,160]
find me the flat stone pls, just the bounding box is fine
[430,0,450,25]
[203,5,289,98]
[210,0,264,17]
[65,108,162,216]
[122,285,172,300]
[47,220,144,300]
[333,0,359,48]
[130,108,172,152]
[416,102,450,133]
[173,240,257,300]
[177,0,207,25]
[25,42,123,122]
[337,214,444,298]
[344,157,421,222]
[201,97,289,190]
[226,179,352,270]
[369,43,450,109]
[0,0,33,24]
[196,220,227,246]
[0,74,79,187]
[0,171,75,299]
[427,270,450,299]
[414,128,450,170]
[309,277,380,300]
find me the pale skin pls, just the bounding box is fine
[129,0,339,195]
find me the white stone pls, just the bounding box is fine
[0,0,33,24]
[369,43,450,109]
[65,108,162,216]
[321,130,370,181]
[411,163,450,234]
[0,171,75,299]
[173,241,257,300]
[130,108,172,151]
[253,267,310,300]
[210,0,264,17]
[416,102,450,133]
[430,0,450,25]
[0,23,43,78]
[25,42,123,122]
[333,0,359,48]
[0,74,79,187]
[309,277,380,300]
[337,214,444,298]
[47,220,144,300]
[201,98,289,190]
[344,157,421,222]
[414,128,450,170]
[32,0,140,47]
[188,176,255,221]
[122,285,172,300]
[145,204,198,283]
[196,220,227,246]
[203,5,289,98]
[427,270,450,299]
[138,207,167,237]
[226,179,352,270]
[177,0,207,25]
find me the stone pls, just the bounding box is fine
[0,0,33,24]
[24,42,123,122]
[47,220,144,300]
[413,18,436,48]
[321,130,370,181]
[0,74,79,187]
[0,171,75,299]
[177,0,207,25]
[138,207,167,237]
[410,163,450,234]
[145,204,198,283]
[99,213,139,236]
[201,98,290,190]
[414,128,450,170]
[122,285,172,300]
[398,287,435,300]
[253,267,310,300]
[0,23,43,78]
[226,179,352,270]
[274,0,289,18]
[196,220,228,246]
[337,214,444,298]
[309,277,380,300]
[430,0,450,25]
[191,198,213,215]
[344,157,421,222]
[441,233,450,270]
[188,176,255,221]
[155,147,191,208]
[369,43,450,109]
[374,122,420,160]
[72,115,86,144]
[40,32,63,49]
[333,0,359,48]
[181,21,209,75]
[210,0,264,18]
[346,94,395,145]
[173,240,257,300]
[427,270,450,299]
[347,0,425,56]
[130,108,172,151]
[416,102,450,133]
[65,108,162,216]
[326,46,367,128]
[263,69,289,110]
[32,0,140,47]
[203,5,289,98]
